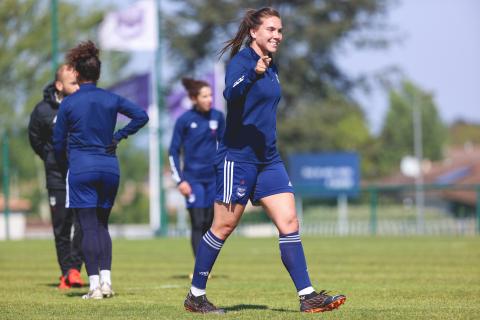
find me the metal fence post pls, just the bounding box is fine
[2,131,10,240]
[476,185,480,235]
[370,187,377,235]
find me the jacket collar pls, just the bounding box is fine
[79,83,97,90]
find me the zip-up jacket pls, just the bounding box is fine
[169,107,225,184]
[218,46,282,164]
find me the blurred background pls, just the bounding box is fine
[1,0,479,240]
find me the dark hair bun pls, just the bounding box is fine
[66,40,101,82]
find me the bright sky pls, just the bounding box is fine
[338,0,480,133]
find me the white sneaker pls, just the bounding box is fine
[82,287,103,300]
[100,282,115,298]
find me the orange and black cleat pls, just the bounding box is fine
[67,269,84,288]
[58,275,71,290]
[300,290,346,313]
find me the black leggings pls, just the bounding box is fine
[188,207,214,256]
[75,207,112,276]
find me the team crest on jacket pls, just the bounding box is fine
[209,120,218,130]
[190,122,198,129]
[188,193,196,203]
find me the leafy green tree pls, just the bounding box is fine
[378,80,447,174]
[278,89,377,176]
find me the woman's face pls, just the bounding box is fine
[192,86,212,112]
[250,16,283,55]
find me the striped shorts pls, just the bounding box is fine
[215,159,294,206]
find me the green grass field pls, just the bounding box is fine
[1,236,479,319]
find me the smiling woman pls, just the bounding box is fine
[182,7,346,315]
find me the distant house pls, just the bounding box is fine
[373,145,480,215]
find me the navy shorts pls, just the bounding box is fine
[185,181,216,208]
[66,171,119,208]
[215,159,294,206]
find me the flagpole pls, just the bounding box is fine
[155,0,168,236]
[50,0,58,77]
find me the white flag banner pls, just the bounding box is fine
[99,0,158,52]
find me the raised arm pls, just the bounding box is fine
[223,61,259,102]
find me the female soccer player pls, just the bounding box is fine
[53,41,149,299]
[184,8,346,314]
[168,78,225,259]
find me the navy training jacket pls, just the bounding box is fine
[218,46,282,164]
[53,83,149,175]
[169,107,225,184]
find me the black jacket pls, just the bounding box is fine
[28,83,66,190]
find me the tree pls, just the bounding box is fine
[378,80,447,174]
[278,88,377,176]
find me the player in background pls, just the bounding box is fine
[183,7,346,314]
[53,41,149,299]
[28,64,84,289]
[169,78,225,267]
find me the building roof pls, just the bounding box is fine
[374,145,480,206]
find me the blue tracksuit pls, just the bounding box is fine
[169,108,225,184]
[53,83,149,207]
[215,46,293,205]
[169,107,224,208]
[218,46,282,164]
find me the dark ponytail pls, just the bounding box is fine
[66,40,101,83]
[181,77,210,98]
[219,7,280,59]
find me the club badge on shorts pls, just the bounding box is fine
[49,196,56,206]
[236,186,246,198]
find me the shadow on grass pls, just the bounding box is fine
[169,274,229,280]
[269,308,296,313]
[44,283,89,288]
[65,291,86,297]
[65,291,120,298]
[45,283,59,287]
[223,304,269,312]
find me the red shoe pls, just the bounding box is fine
[67,269,84,288]
[58,276,71,290]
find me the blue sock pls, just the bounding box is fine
[191,229,224,290]
[279,231,312,291]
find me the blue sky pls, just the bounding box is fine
[92,0,480,134]
[337,0,480,133]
